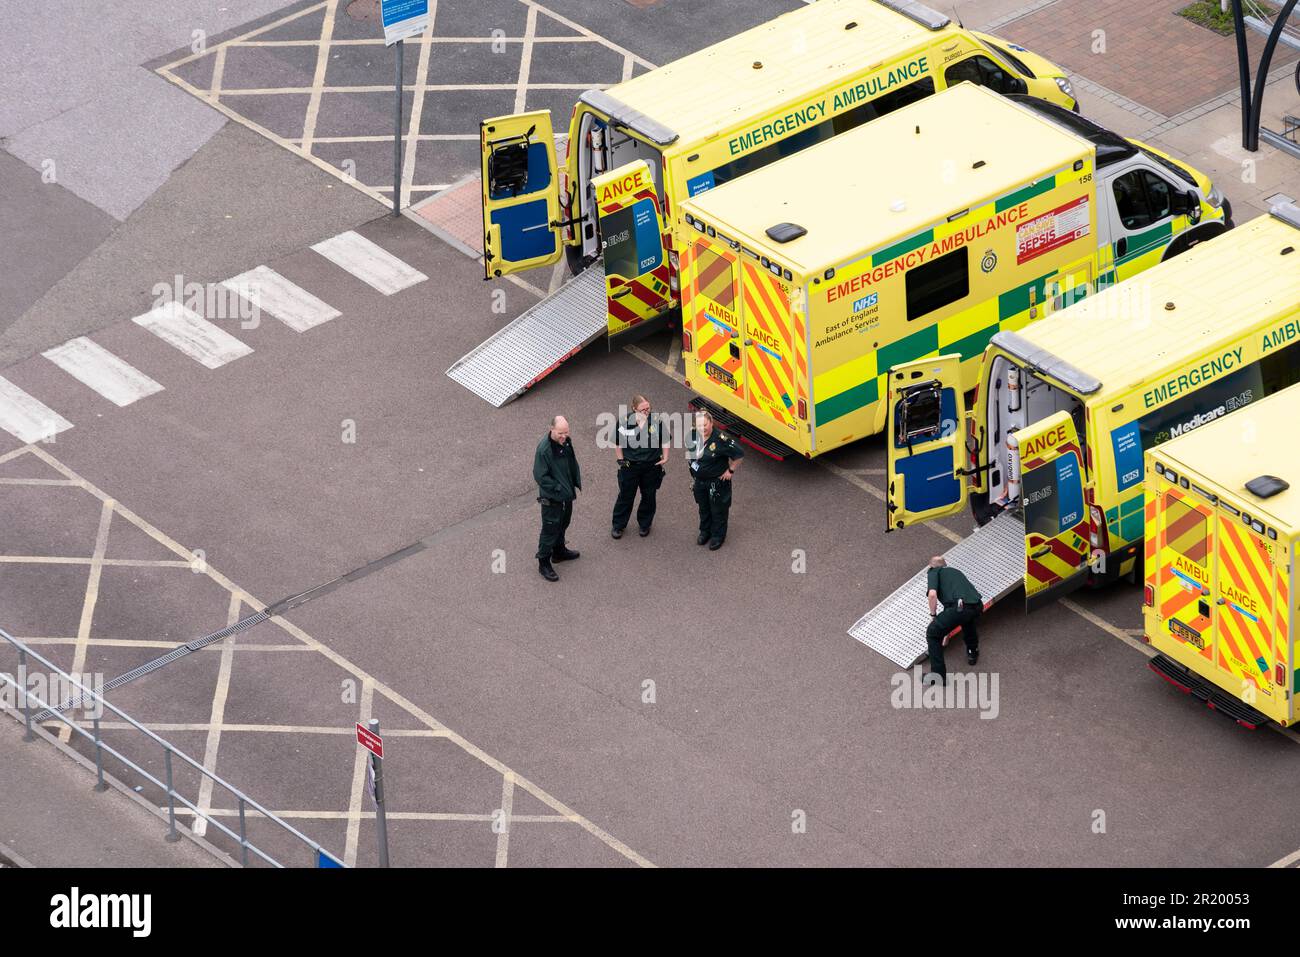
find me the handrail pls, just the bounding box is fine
[0,627,345,868]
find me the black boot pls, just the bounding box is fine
[697,532,710,545]
[538,560,559,582]
[552,546,580,562]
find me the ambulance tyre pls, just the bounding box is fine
[566,245,598,276]
[1162,222,1228,261]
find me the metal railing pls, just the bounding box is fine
[0,627,344,868]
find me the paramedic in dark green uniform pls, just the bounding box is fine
[611,393,667,538]
[924,556,983,683]
[534,415,581,582]
[689,410,744,550]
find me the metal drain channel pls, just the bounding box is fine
[32,610,272,722]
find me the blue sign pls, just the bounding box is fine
[686,171,715,197]
[632,199,663,274]
[1055,453,1083,532]
[380,0,429,45]
[852,292,878,312]
[1110,421,1142,494]
[317,849,344,868]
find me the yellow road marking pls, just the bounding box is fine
[62,498,113,744]
[193,592,244,837]
[344,680,374,867]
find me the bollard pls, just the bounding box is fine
[164,748,180,843]
[92,715,107,792]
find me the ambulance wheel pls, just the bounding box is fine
[1162,222,1227,261]
[566,245,597,276]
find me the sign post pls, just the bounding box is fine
[356,718,391,867]
[379,0,430,216]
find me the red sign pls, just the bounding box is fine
[356,723,384,758]
[1016,195,1090,265]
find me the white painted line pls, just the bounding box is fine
[311,231,427,295]
[132,301,253,369]
[0,377,73,443]
[41,338,164,407]
[222,266,341,332]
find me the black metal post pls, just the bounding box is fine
[394,39,404,216]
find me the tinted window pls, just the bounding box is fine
[906,246,970,320]
[945,55,1026,96]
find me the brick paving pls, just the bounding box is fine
[1003,0,1298,117]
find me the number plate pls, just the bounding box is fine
[1170,618,1204,649]
[705,361,737,390]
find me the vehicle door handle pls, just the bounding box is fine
[1115,237,1128,258]
[743,338,754,346]
[1031,545,1051,558]
[1216,597,1226,605]
[611,288,631,299]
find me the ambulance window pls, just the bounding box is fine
[1164,496,1209,567]
[694,242,735,311]
[1112,170,1174,230]
[944,55,1026,96]
[906,247,970,321]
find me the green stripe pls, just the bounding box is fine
[872,229,934,267]
[1116,221,1172,265]
[997,272,1050,320]
[878,324,938,373]
[996,176,1055,212]
[816,376,878,425]
[1120,493,1143,517]
[946,323,999,363]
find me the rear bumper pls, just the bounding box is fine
[1148,654,1269,729]
[687,395,796,460]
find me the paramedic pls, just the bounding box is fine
[534,415,582,582]
[611,394,667,539]
[690,410,744,550]
[924,556,983,683]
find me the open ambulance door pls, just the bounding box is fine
[592,160,671,348]
[1016,410,1090,611]
[886,355,968,531]
[480,111,563,280]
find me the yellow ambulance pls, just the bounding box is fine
[479,0,1081,350]
[1144,382,1300,728]
[677,83,1228,457]
[884,205,1300,616]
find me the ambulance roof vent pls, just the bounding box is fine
[876,0,951,30]
[765,222,807,243]
[1270,202,1300,231]
[1246,475,1289,499]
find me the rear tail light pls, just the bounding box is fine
[683,330,693,354]
[1143,583,1154,607]
[797,397,807,420]
[1277,663,1287,688]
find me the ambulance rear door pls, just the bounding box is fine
[592,160,672,346]
[886,355,968,530]
[1016,410,1090,611]
[1213,509,1282,717]
[480,110,563,280]
[684,231,746,404]
[738,258,802,439]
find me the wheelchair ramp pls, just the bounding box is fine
[447,263,607,407]
[847,510,1026,667]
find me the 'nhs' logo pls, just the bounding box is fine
[852,292,878,312]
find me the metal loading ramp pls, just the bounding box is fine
[847,510,1027,667]
[447,262,607,407]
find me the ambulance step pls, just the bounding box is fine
[846,510,1026,668]
[447,262,608,407]
[687,396,795,461]
[1147,654,1268,729]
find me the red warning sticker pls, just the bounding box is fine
[1016,195,1091,265]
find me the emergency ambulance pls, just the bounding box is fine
[1144,382,1300,728]
[883,205,1300,617]
[676,83,1228,457]
[478,0,1080,351]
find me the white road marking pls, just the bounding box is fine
[132,301,253,369]
[311,231,428,295]
[0,377,73,443]
[42,338,164,407]
[222,265,341,332]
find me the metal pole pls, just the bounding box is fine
[1246,0,1300,151]
[393,39,404,216]
[1229,0,1253,147]
[369,717,391,867]
[92,715,107,792]
[238,797,249,867]
[164,748,180,842]
[18,649,33,742]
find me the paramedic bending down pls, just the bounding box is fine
[924,556,983,685]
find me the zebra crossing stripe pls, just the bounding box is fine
[311,231,427,295]
[222,266,340,332]
[132,301,253,369]
[42,338,164,407]
[0,376,73,443]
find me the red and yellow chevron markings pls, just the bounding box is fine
[690,236,743,398]
[739,260,798,430]
[1217,519,1275,696]
[600,185,672,333]
[1021,438,1090,595]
